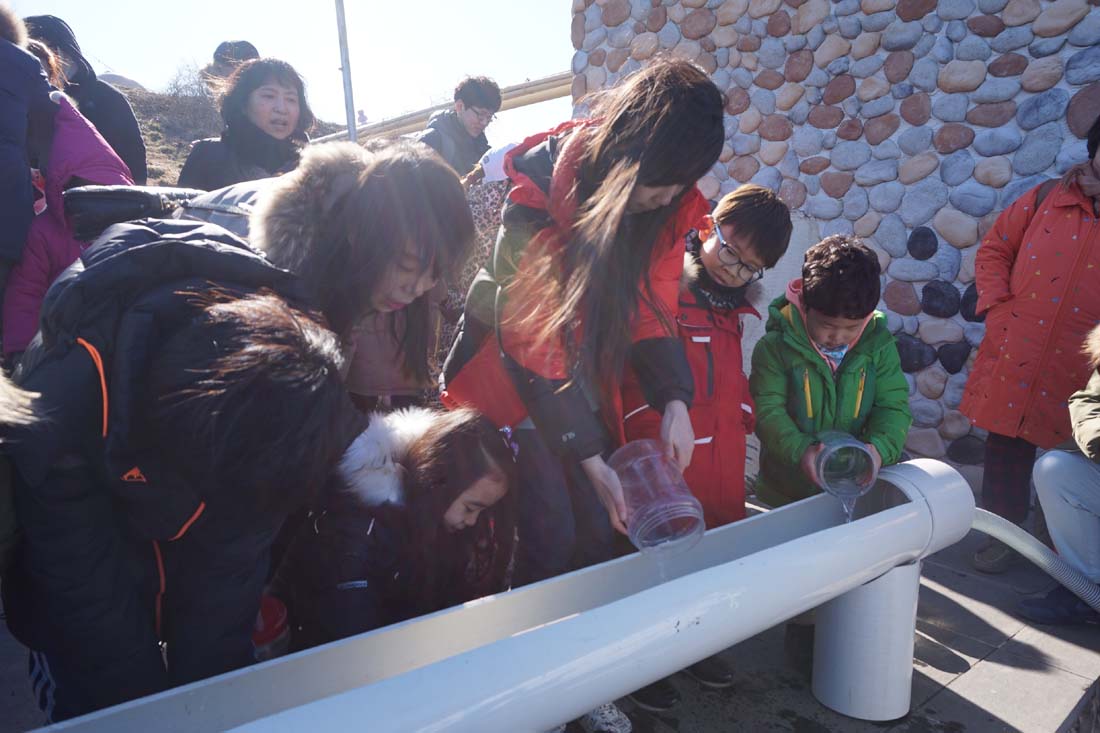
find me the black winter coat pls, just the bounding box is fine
[416,110,489,178]
[0,219,317,719]
[178,123,302,191]
[0,40,54,263]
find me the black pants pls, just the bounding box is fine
[513,428,615,586]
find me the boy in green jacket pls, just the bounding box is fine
[749,235,912,507]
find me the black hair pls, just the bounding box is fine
[454,76,502,112]
[221,58,315,139]
[802,235,882,319]
[147,292,358,517]
[712,183,794,268]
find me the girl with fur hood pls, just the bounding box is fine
[178,138,474,396]
[271,408,517,649]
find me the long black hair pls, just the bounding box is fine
[519,58,724,386]
[220,58,315,141]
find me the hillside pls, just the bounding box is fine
[121,88,346,186]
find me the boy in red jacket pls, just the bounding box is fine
[620,184,792,708]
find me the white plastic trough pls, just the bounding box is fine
[40,458,975,732]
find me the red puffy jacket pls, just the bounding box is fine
[441,121,708,460]
[622,253,757,527]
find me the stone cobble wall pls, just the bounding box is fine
[571,0,1100,472]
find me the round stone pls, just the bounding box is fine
[776,83,806,111]
[1033,0,1090,38]
[890,258,940,281]
[814,34,853,67]
[855,211,884,237]
[933,94,970,122]
[922,280,962,317]
[933,208,979,247]
[974,156,1012,187]
[1017,88,1071,130]
[760,114,794,140]
[801,156,831,174]
[759,140,789,165]
[864,10,899,32]
[1021,56,1065,93]
[731,131,761,155]
[941,150,976,185]
[910,57,940,91]
[967,14,1005,36]
[1067,45,1100,86]
[900,93,932,125]
[932,239,962,280]
[873,140,902,160]
[683,8,719,38]
[758,37,787,68]
[939,408,971,437]
[934,124,976,154]
[972,78,1022,104]
[882,51,914,84]
[1069,12,1100,47]
[779,178,808,209]
[756,70,785,90]
[1069,83,1100,139]
[939,60,987,92]
[911,396,945,428]
[726,88,751,114]
[897,333,938,372]
[897,127,932,156]
[837,118,864,140]
[906,428,947,457]
[717,0,750,24]
[768,9,792,35]
[991,27,1034,53]
[739,106,762,133]
[919,317,964,344]
[809,105,845,128]
[966,101,1017,127]
[973,127,1023,157]
[885,280,922,315]
[749,0,784,17]
[869,181,905,212]
[1012,121,1063,175]
[960,283,983,322]
[931,35,955,63]
[862,96,896,119]
[823,75,856,105]
[785,49,814,82]
[883,20,923,50]
[805,193,844,219]
[843,186,870,219]
[729,156,761,181]
[602,0,632,26]
[947,435,985,465]
[896,0,935,20]
[1003,0,1041,26]
[831,140,874,170]
[957,36,992,62]
[738,35,762,52]
[752,166,784,191]
[864,114,901,145]
[918,366,950,399]
[989,53,1028,77]
[821,171,855,197]
[938,0,976,20]
[899,151,940,183]
[874,214,909,257]
[855,159,899,185]
[630,32,661,59]
[852,31,883,59]
[857,78,891,103]
[946,19,968,42]
[907,226,938,259]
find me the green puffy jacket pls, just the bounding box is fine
[749,296,912,507]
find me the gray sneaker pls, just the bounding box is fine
[580,703,632,733]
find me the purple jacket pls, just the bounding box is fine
[3,97,132,355]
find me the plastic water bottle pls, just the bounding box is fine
[608,439,705,561]
[812,431,878,522]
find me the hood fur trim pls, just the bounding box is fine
[249,141,373,273]
[0,5,26,46]
[338,407,438,508]
[1087,325,1100,369]
[682,251,764,310]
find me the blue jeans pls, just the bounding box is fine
[1033,450,1100,583]
[513,428,615,586]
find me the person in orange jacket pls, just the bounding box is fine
[961,113,1100,573]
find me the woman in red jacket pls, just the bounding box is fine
[441,59,724,587]
[962,113,1100,573]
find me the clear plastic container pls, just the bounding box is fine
[813,431,878,521]
[608,439,704,555]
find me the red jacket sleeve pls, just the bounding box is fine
[974,184,1040,315]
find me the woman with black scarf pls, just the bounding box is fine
[178,58,314,191]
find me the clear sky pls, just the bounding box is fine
[11,0,576,145]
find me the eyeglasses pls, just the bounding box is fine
[713,224,765,284]
[470,107,496,124]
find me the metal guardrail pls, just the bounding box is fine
[313,70,572,144]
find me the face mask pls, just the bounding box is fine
[817,343,849,364]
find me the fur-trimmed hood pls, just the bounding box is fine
[681,251,764,310]
[0,4,26,46]
[249,141,373,274]
[337,407,438,508]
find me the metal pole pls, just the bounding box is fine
[334,0,357,143]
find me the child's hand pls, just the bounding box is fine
[581,454,629,535]
[864,442,883,477]
[660,399,694,472]
[800,443,824,485]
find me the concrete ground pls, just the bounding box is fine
[2,530,1097,732]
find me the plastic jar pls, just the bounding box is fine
[608,439,704,555]
[813,431,878,500]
